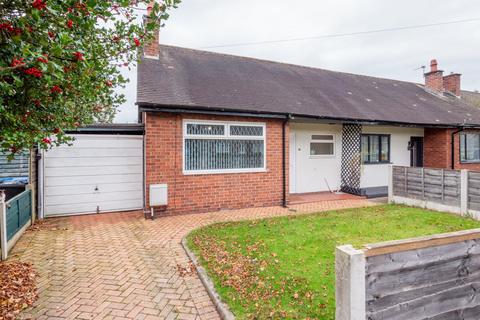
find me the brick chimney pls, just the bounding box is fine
[143,1,159,59]
[443,72,462,97]
[424,59,444,93]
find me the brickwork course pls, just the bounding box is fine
[13,198,373,320]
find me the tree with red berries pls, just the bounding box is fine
[0,0,180,155]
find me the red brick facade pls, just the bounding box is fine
[144,112,288,215]
[424,128,480,170]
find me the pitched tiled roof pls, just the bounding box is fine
[462,90,480,109]
[137,45,480,127]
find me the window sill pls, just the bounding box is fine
[362,162,392,166]
[183,168,268,176]
[309,155,336,159]
[460,161,480,164]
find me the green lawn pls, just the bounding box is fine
[187,205,480,319]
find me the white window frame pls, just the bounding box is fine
[309,133,336,158]
[183,119,267,175]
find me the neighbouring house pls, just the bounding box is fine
[461,89,480,108]
[135,25,480,216]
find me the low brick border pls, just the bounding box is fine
[181,237,235,320]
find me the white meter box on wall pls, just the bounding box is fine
[149,184,168,206]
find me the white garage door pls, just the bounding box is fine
[43,134,143,217]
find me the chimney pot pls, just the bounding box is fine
[430,59,438,72]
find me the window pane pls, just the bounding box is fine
[187,124,225,135]
[230,125,263,136]
[312,135,333,141]
[380,136,389,162]
[461,135,466,162]
[361,135,369,163]
[310,142,334,155]
[465,134,480,161]
[185,139,264,171]
[369,136,380,162]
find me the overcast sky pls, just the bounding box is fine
[115,0,480,123]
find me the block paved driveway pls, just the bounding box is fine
[12,199,373,320]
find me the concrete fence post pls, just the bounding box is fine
[461,170,469,215]
[0,190,7,261]
[336,245,366,320]
[388,165,393,203]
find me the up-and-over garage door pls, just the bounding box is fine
[43,134,143,217]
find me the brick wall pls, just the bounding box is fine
[424,128,451,168]
[424,128,480,170]
[144,112,288,215]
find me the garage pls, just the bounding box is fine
[40,126,144,217]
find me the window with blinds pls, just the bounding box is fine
[183,121,266,174]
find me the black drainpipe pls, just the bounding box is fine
[451,127,464,170]
[282,116,289,207]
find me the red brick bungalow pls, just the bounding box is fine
[137,32,480,216]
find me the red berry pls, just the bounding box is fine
[50,85,62,94]
[0,23,14,33]
[23,67,43,78]
[133,37,140,47]
[105,80,113,87]
[42,137,51,144]
[32,0,47,10]
[73,51,84,61]
[53,128,60,134]
[67,19,73,28]
[10,57,25,67]
[37,56,48,63]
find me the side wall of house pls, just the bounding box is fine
[424,128,480,171]
[145,112,288,215]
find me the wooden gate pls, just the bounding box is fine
[1,188,32,260]
[6,189,32,241]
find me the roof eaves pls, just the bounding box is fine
[138,103,480,128]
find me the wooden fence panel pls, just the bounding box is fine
[392,166,461,206]
[365,238,480,320]
[469,172,480,211]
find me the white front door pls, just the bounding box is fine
[43,134,143,217]
[290,124,342,193]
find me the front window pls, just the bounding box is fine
[183,120,266,174]
[361,134,390,164]
[460,133,480,162]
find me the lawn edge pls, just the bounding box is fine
[181,236,236,320]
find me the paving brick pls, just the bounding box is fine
[14,199,373,319]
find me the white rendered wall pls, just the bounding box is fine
[289,123,342,193]
[360,126,424,188]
